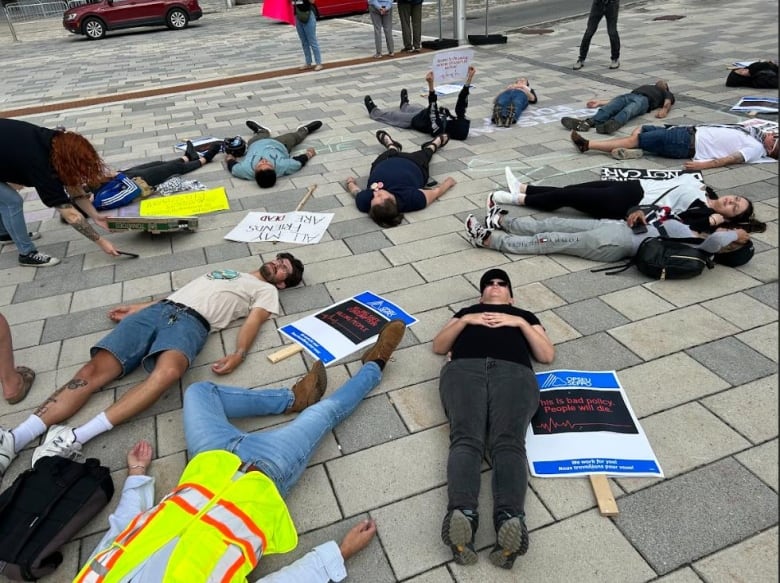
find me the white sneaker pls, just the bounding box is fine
[32,425,83,467]
[489,190,516,205]
[505,166,524,200]
[0,427,16,476]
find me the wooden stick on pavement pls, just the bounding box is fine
[589,475,619,516]
[272,184,318,245]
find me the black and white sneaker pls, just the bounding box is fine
[485,194,508,230]
[465,215,491,247]
[18,251,60,267]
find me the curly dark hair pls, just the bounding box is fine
[275,252,304,287]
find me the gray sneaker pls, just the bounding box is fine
[32,425,83,467]
[0,427,16,476]
[18,251,60,267]
[560,117,592,132]
[609,59,620,69]
[611,148,643,160]
[573,59,584,70]
[489,513,529,569]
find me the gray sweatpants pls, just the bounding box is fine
[488,216,634,263]
[369,103,425,128]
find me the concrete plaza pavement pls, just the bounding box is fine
[0,0,777,581]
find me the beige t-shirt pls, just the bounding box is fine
[167,270,280,331]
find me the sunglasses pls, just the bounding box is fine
[487,280,508,287]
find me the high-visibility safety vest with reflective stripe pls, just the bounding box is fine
[74,450,297,583]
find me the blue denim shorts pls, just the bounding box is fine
[91,301,209,376]
[637,125,694,159]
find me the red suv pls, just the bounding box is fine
[63,0,202,40]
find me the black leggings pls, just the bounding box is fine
[122,159,201,187]
[524,179,644,220]
[371,148,434,184]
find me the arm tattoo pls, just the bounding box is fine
[72,215,101,241]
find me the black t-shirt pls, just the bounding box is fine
[0,119,70,207]
[632,85,675,111]
[450,303,542,369]
[355,156,427,212]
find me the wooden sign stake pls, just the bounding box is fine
[267,344,304,363]
[589,475,619,516]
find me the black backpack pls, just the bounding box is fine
[0,456,114,581]
[593,226,714,280]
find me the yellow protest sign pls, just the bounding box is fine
[140,187,230,217]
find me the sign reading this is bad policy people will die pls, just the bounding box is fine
[526,370,663,478]
[432,48,474,85]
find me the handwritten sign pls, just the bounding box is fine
[139,187,229,217]
[600,168,704,181]
[526,370,662,478]
[224,211,333,244]
[279,291,417,365]
[432,48,473,85]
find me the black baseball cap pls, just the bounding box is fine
[479,268,513,297]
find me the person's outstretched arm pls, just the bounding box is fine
[258,519,377,583]
[211,307,271,375]
[421,176,456,205]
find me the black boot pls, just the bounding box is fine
[400,88,409,108]
[184,140,199,162]
[202,144,221,163]
[364,95,377,114]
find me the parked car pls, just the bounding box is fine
[62,0,202,40]
[313,0,367,19]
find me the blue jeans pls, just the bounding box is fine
[591,93,648,126]
[492,89,529,124]
[183,362,382,497]
[0,181,36,255]
[578,0,620,61]
[637,125,693,159]
[295,14,321,66]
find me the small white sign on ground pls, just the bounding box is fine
[224,211,333,244]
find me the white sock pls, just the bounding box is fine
[73,412,114,445]
[11,415,47,452]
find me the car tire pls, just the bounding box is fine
[166,8,189,30]
[83,16,106,39]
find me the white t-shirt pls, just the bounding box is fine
[694,127,771,163]
[638,173,707,212]
[167,270,279,331]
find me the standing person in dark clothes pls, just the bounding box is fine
[572,0,620,71]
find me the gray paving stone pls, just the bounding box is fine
[343,229,394,254]
[737,323,778,362]
[694,527,779,583]
[278,282,334,315]
[334,393,409,454]
[553,297,630,336]
[543,269,640,303]
[40,306,117,343]
[13,265,115,303]
[743,281,779,310]
[551,331,642,371]
[614,458,778,575]
[702,375,778,444]
[686,337,777,386]
[736,439,778,491]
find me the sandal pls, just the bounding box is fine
[375,130,403,151]
[6,366,35,405]
[422,132,450,154]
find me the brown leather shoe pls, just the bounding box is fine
[361,320,406,365]
[5,366,35,405]
[288,361,327,413]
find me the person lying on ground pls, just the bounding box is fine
[726,60,778,89]
[570,122,779,169]
[433,268,554,570]
[560,79,674,134]
[491,77,538,127]
[464,201,764,266]
[226,120,323,188]
[74,320,406,582]
[364,68,475,140]
[344,130,456,227]
[0,253,304,479]
[489,167,759,234]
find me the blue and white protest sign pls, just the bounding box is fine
[279,291,417,365]
[526,370,663,478]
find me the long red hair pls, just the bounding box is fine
[50,131,108,187]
